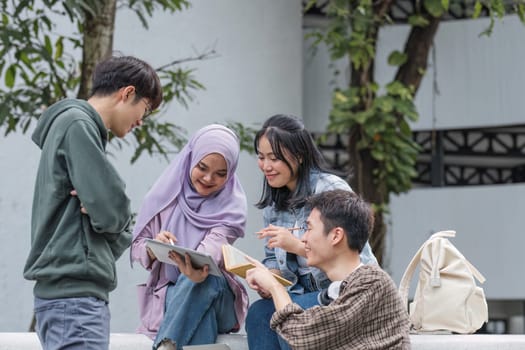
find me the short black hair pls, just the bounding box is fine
[307,189,373,253]
[90,55,163,110]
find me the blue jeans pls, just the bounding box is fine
[246,291,320,350]
[34,296,110,350]
[154,274,237,350]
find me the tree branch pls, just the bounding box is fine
[156,46,219,72]
[395,16,441,93]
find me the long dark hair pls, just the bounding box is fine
[255,114,330,211]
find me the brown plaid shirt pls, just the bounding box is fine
[270,265,411,350]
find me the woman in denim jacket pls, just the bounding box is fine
[245,114,377,350]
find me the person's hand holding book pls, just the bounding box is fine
[245,256,292,310]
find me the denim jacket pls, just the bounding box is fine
[261,171,378,294]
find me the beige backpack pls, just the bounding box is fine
[398,230,488,334]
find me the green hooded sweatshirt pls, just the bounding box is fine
[23,99,132,302]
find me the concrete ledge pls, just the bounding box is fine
[411,334,525,349]
[1,332,525,349]
[0,333,247,350]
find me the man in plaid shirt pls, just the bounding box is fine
[246,189,410,350]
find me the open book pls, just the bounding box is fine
[222,244,292,286]
[146,238,222,277]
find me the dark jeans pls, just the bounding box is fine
[246,290,320,350]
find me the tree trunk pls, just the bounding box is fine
[348,10,441,266]
[347,128,389,266]
[77,0,117,99]
[346,2,392,265]
[395,16,441,90]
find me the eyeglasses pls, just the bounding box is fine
[141,99,153,119]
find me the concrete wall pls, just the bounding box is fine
[375,15,525,130]
[388,184,525,300]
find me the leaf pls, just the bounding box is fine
[56,60,65,69]
[5,64,16,88]
[493,0,505,18]
[371,149,385,161]
[18,51,34,71]
[44,35,53,56]
[354,110,373,124]
[376,97,394,113]
[399,119,412,136]
[408,15,430,27]
[303,0,318,13]
[423,0,444,17]
[386,81,406,96]
[473,1,483,19]
[0,98,7,126]
[55,37,64,60]
[335,91,348,103]
[387,50,408,66]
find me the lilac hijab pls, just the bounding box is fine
[132,124,247,280]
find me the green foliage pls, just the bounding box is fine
[0,0,80,135]
[110,119,187,163]
[0,0,202,163]
[319,0,380,68]
[329,83,421,195]
[125,0,190,29]
[518,2,525,22]
[158,66,205,109]
[471,0,521,36]
[424,0,447,17]
[224,121,258,154]
[387,51,407,67]
[408,14,430,27]
[312,0,421,196]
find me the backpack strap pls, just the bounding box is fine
[429,231,486,284]
[429,230,456,240]
[398,230,456,309]
[464,258,486,284]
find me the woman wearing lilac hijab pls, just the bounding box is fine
[131,124,248,350]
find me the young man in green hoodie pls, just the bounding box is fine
[23,55,163,350]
